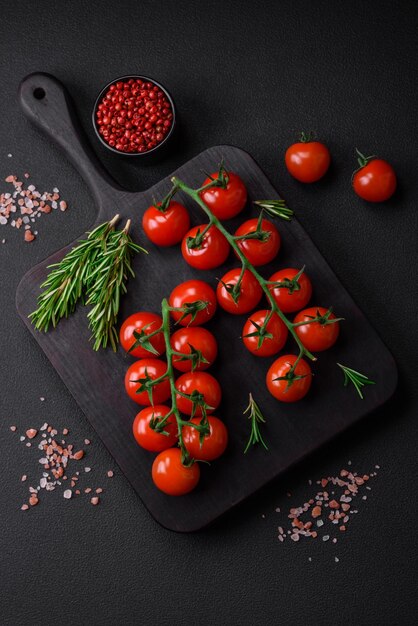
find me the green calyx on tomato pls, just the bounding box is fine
[243,313,274,350]
[355,148,377,170]
[173,300,211,325]
[130,367,169,405]
[268,265,305,295]
[201,160,230,190]
[173,343,209,371]
[293,307,343,327]
[128,324,162,356]
[299,131,315,143]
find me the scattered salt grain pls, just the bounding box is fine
[10,426,16,432]
[63,490,72,499]
[91,497,99,506]
[335,557,339,563]
[84,467,91,473]
[107,470,114,478]
[323,535,330,542]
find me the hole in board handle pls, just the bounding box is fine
[33,87,46,100]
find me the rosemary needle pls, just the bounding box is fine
[30,215,120,332]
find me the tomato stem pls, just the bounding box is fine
[161,298,190,463]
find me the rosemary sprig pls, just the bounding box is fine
[337,363,375,399]
[253,199,293,221]
[29,215,120,332]
[244,393,268,453]
[86,219,147,351]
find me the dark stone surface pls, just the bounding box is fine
[1,1,417,624]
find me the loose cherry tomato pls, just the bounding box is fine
[119,312,165,358]
[142,201,190,247]
[175,371,221,416]
[235,218,281,266]
[170,327,218,372]
[183,416,228,461]
[285,136,331,183]
[268,268,312,313]
[124,358,170,406]
[352,151,397,202]
[266,354,312,402]
[169,280,217,327]
[217,268,263,314]
[200,171,247,219]
[242,309,288,357]
[181,224,229,270]
[152,448,200,496]
[132,405,178,452]
[294,306,340,352]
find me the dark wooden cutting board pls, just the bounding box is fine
[16,73,397,532]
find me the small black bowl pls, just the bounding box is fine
[92,74,176,160]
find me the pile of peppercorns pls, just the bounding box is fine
[95,77,173,153]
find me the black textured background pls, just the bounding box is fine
[1,1,417,624]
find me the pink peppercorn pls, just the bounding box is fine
[95,77,173,153]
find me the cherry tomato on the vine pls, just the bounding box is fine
[352,152,397,202]
[181,224,229,270]
[285,135,331,183]
[293,306,340,352]
[234,218,281,266]
[200,171,247,219]
[242,309,288,357]
[152,448,200,496]
[119,312,165,358]
[169,280,217,327]
[217,268,263,315]
[266,354,312,402]
[142,201,190,246]
[268,268,312,313]
[170,326,218,372]
[124,358,170,406]
[183,416,228,461]
[132,405,178,452]
[175,371,221,416]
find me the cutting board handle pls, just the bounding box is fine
[19,72,123,207]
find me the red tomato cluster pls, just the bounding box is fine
[120,288,228,497]
[141,169,342,404]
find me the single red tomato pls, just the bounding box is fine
[142,201,190,246]
[352,152,397,202]
[119,312,165,358]
[293,306,340,352]
[132,405,178,452]
[242,309,288,357]
[124,358,170,406]
[152,448,200,496]
[217,268,263,314]
[169,280,217,327]
[200,171,247,219]
[170,326,218,372]
[183,416,228,461]
[175,371,221,416]
[181,224,230,270]
[266,354,312,402]
[235,218,281,266]
[268,268,312,313]
[285,136,331,183]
